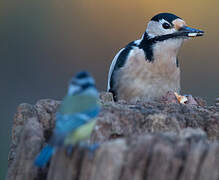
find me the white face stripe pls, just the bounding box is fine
[159,19,171,25]
[68,85,81,95]
[107,48,125,91]
[68,84,98,97]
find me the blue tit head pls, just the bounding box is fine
[68,71,98,97]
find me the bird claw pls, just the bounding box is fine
[79,143,100,152]
[88,143,100,152]
[87,143,100,158]
[66,145,74,156]
[66,143,100,157]
[79,143,100,157]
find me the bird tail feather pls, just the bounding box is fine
[34,145,55,168]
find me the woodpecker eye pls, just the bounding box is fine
[162,23,171,29]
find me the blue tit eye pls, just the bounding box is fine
[162,23,171,29]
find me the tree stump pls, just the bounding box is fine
[6,92,219,180]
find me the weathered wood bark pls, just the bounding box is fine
[6,92,219,180]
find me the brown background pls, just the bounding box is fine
[1,0,219,178]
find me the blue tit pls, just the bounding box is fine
[107,13,204,102]
[34,71,100,167]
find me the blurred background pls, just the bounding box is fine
[1,0,219,178]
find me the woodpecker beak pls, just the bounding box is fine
[179,26,204,37]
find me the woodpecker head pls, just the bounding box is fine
[68,71,97,96]
[140,13,204,60]
[146,13,204,39]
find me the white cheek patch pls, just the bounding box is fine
[159,19,169,24]
[68,85,81,95]
[147,19,177,37]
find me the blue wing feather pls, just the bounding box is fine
[81,106,100,119]
[55,105,100,134]
[55,113,89,134]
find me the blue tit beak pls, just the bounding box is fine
[179,26,204,37]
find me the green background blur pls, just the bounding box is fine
[1,0,219,178]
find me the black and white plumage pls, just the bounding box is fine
[107,13,204,102]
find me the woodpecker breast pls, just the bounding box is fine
[109,45,180,102]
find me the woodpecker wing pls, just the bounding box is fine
[107,48,124,91]
[107,41,137,98]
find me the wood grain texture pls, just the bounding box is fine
[6,93,219,180]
